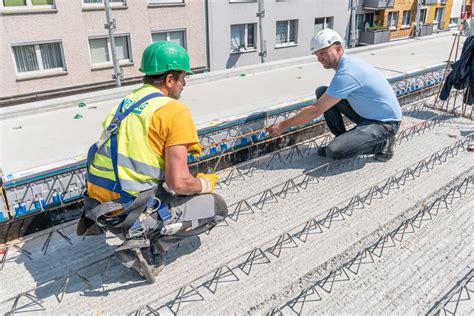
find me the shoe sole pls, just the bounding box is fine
[136,250,156,284]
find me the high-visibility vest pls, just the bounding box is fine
[86,90,173,199]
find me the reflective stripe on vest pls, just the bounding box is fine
[88,88,172,197]
[96,145,164,179]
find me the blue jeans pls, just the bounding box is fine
[316,86,400,160]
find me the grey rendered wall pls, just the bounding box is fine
[0,0,207,98]
[208,0,351,71]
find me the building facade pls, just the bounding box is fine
[0,0,207,99]
[207,0,352,70]
[0,0,459,99]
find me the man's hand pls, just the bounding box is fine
[268,94,340,137]
[268,122,286,137]
[196,173,218,193]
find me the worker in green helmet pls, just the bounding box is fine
[78,41,228,284]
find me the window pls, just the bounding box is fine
[434,7,444,25]
[387,11,399,29]
[449,17,459,26]
[419,8,427,24]
[230,23,256,52]
[401,10,411,27]
[152,30,186,48]
[276,19,298,46]
[2,0,54,8]
[356,14,364,31]
[12,41,66,74]
[82,0,126,6]
[365,13,374,27]
[89,35,131,65]
[83,0,124,3]
[356,14,374,31]
[314,17,333,35]
[149,0,184,4]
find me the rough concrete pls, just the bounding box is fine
[0,101,472,314]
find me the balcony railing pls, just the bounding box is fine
[363,0,395,9]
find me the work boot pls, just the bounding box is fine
[115,245,164,283]
[317,146,327,157]
[374,137,395,162]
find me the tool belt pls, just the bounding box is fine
[77,184,174,238]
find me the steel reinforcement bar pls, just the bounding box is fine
[128,135,473,315]
[268,176,474,316]
[0,102,453,271]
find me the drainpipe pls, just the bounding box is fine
[257,0,266,63]
[350,0,357,48]
[205,0,211,71]
[414,0,422,37]
[104,0,122,87]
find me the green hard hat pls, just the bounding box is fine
[139,41,192,75]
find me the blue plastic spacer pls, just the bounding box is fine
[220,143,228,151]
[251,135,258,143]
[52,193,63,205]
[14,204,28,217]
[210,146,217,155]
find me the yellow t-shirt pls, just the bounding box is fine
[87,91,199,203]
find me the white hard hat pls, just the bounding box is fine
[310,28,344,54]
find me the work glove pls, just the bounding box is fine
[196,173,218,194]
[188,143,203,158]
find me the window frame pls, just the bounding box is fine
[401,10,412,28]
[0,0,56,12]
[230,23,257,53]
[151,29,187,49]
[88,34,133,68]
[433,7,444,25]
[387,11,399,30]
[148,0,184,6]
[419,8,427,24]
[275,19,298,48]
[314,16,334,34]
[10,39,67,77]
[82,0,127,9]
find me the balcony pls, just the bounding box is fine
[363,0,394,10]
[419,24,434,36]
[359,29,390,45]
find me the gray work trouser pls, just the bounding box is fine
[155,190,228,252]
[79,186,228,253]
[316,86,401,160]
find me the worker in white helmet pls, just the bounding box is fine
[269,29,402,162]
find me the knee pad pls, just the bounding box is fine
[213,193,228,218]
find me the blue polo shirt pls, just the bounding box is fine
[326,55,402,122]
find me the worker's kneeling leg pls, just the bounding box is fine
[325,141,350,160]
[153,193,228,252]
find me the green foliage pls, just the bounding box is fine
[368,24,387,31]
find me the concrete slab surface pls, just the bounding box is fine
[0,101,473,314]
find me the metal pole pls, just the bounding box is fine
[257,0,266,63]
[350,0,357,48]
[414,0,422,37]
[104,0,122,87]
